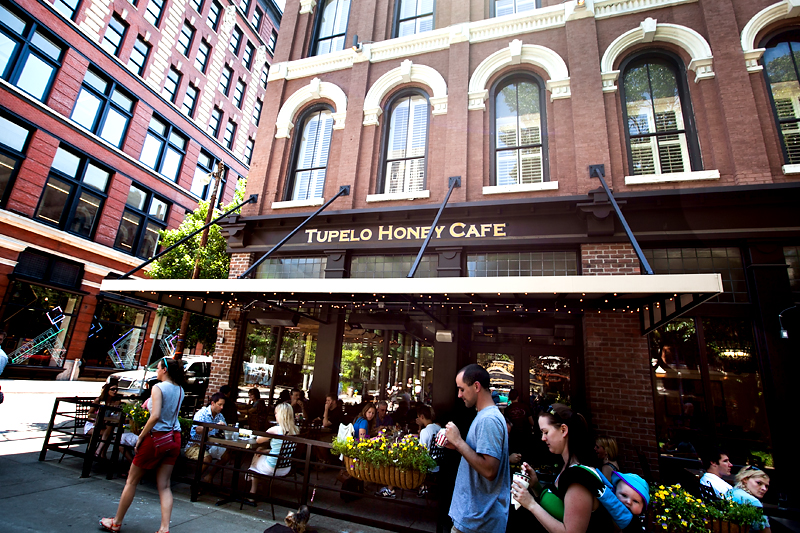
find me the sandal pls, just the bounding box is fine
[99,517,121,532]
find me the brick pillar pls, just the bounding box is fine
[581,242,658,477]
[206,252,254,400]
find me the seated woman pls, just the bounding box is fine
[353,403,376,441]
[87,379,122,458]
[726,466,771,532]
[239,388,269,431]
[512,404,614,533]
[595,435,620,482]
[248,403,299,498]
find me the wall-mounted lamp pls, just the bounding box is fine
[779,305,796,339]
[352,34,361,52]
[435,330,454,343]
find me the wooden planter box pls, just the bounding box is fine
[711,520,750,533]
[343,456,425,490]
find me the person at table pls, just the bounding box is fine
[290,388,307,419]
[375,401,394,431]
[247,402,300,500]
[415,404,441,497]
[318,394,344,429]
[187,392,231,484]
[218,384,239,426]
[87,378,123,459]
[276,389,292,405]
[700,447,733,497]
[353,403,376,441]
[239,388,269,431]
[99,357,185,533]
[726,466,771,532]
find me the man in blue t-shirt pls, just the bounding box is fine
[445,364,510,533]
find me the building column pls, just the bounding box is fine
[308,305,345,414]
[581,243,659,477]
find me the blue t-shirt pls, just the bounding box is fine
[353,417,369,440]
[727,488,770,531]
[449,405,510,533]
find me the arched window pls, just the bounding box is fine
[286,107,334,201]
[312,0,351,56]
[763,31,800,165]
[620,52,701,176]
[381,91,430,194]
[493,74,547,185]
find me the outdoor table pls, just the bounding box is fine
[207,435,260,506]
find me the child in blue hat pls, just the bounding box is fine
[606,471,650,532]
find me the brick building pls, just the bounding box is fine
[0,0,282,379]
[102,0,800,501]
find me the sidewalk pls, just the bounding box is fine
[0,448,390,533]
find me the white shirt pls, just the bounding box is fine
[0,347,8,376]
[419,422,442,473]
[700,472,732,497]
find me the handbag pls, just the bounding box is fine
[151,430,180,455]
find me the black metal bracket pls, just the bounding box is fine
[120,194,259,279]
[407,176,461,278]
[238,185,351,279]
[589,165,653,275]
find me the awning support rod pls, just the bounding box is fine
[408,176,461,278]
[120,194,259,279]
[589,165,654,275]
[239,186,351,279]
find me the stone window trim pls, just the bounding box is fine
[366,190,431,203]
[600,17,714,92]
[363,60,447,126]
[483,182,558,195]
[271,197,326,209]
[624,169,720,185]
[740,0,800,73]
[275,77,347,138]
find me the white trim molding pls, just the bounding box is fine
[624,169,720,185]
[741,0,800,73]
[594,0,697,19]
[483,181,559,195]
[299,0,316,14]
[781,163,800,174]
[600,17,715,90]
[468,40,570,110]
[271,197,326,209]
[366,190,431,202]
[362,60,447,126]
[275,78,348,138]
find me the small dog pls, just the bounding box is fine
[285,505,311,533]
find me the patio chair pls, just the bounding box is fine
[698,481,721,503]
[243,438,299,519]
[59,398,94,463]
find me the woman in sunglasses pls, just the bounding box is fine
[87,378,123,458]
[727,466,771,532]
[100,357,186,533]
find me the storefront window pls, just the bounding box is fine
[530,353,570,406]
[382,332,432,405]
[468,251,577,277]
[350,254,437,278]
[0,280,81,367]
[83,300,149,369]
[643,247,747,303]
[478,352,514,404]
[256,257,327,278]
[649,317,771,463]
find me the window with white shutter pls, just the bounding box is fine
[763,35,800,165]
[288,108,334,201]
[313,0,351,56]
[621,55,699,176]
[382,93,429,194]
[395,0,434,38]
[493,75,547,185]
[494,0,538,17]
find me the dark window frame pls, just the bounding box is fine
[53,0,82,20]
[128,34,150,75]
[0,111,33,208]
[178,20,195,57]
[253,97,262,126]
[0,3,66,103]
[144,0,165,27]
[71,67,136,148]
[233,78,246,108]
[182,83,199,117]
[219,63,233,95]
[191,149,218,199]
[34,145,111,240]
[208,106,223,137]
[163,66,182,103]
[618,49,702,176]
[761,29,800,166]
[190,0,204,13]
[229,25,243,56]
[239,0,251,17]
[377,89,431,194]
[243,40,255,69]
[244,137,254,164]
[284,103,334,201]
[102,14,127,57]
[393,0,435,39]
[223,119,237,149]
[114,183,170,259]
[310,0,351,57]
[252,6,263,31]
[194,39,211,73]
[207,0,222,31]
[489,71,549,186]
[267,30,277,55]
[139,114,188,182]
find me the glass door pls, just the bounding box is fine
[474,343,521,406]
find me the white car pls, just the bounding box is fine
[107,355,212,396]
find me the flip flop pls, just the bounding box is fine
[99,517,121,532]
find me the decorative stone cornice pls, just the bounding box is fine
[594,0,697,19]
[468,40,570,109]
[275,77,348,138]
[362,60,448,125]
[741,0,800,73]
[600,18,714,90]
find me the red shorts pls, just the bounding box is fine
[132,430,181,470]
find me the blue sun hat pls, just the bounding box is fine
[612,472,650,508]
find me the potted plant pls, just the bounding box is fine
[121,401,149,435]
[650,484,763,532]
[331,432,437,490]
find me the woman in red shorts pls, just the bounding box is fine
[100,357,186,533]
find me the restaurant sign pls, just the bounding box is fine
[304,222,508,244]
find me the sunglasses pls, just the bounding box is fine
[109,387,119,391]
[743,465,762,472]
